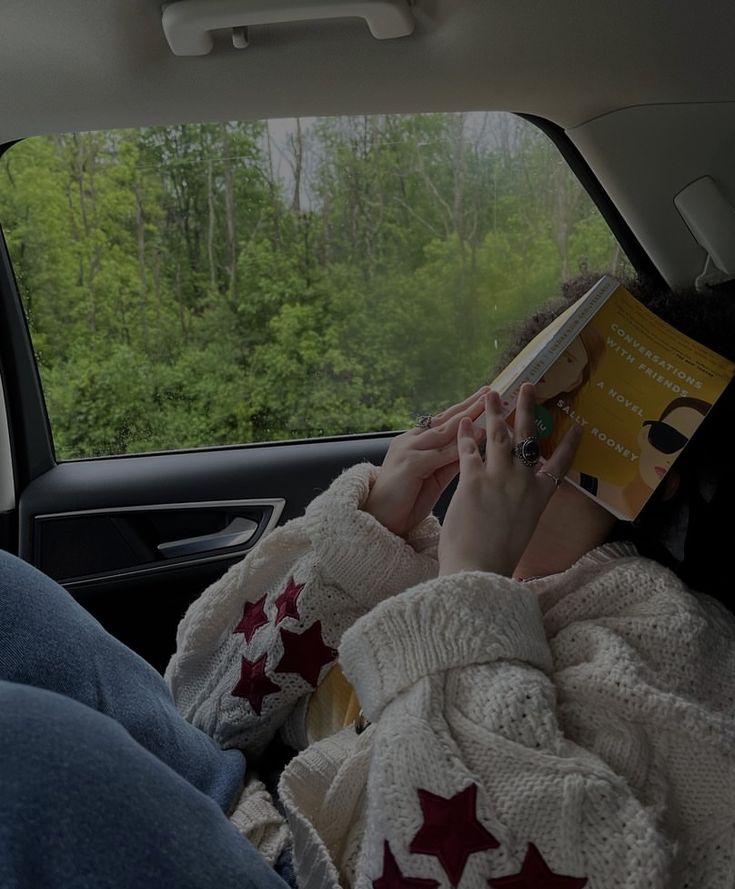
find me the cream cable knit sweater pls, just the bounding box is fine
[165,463,735,889]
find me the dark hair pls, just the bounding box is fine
[497,272,735,601]
[657,396,711,423]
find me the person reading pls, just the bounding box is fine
[2,273,735,889]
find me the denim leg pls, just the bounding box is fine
[0,549,244,813]
[0,681,289,889]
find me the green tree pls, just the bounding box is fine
[0,113,629,459]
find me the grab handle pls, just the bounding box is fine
[162,0,415,56]
[157,516,258,558]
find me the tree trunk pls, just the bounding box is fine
[264,122,282,248]
[223,152,237,303]
[207,159,217,293]
[289,117,304,213]
[135,179,149,353]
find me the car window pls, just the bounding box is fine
[0,113,632,459]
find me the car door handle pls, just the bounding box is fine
[157,516,259,558]
[162,0,415,56]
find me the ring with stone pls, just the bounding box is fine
[511,436,541,467]
[415,415,433,430]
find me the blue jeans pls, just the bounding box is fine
[0,549,291,888]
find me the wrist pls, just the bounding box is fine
[362,479,409,539]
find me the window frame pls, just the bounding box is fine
[0,114,661,478]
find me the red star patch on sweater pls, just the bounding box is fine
[230,654,281,715]
[274,576,304,624]
[233,595,268,643]
[487,843,588,888]
[274,620,337,687]
[373,841,439,889]
[409,784,499,886]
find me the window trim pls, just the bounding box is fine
[521,114,664,285]
[0,114,663,477]
[0,206,56,490]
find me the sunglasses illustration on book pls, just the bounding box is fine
[641,419,688,454]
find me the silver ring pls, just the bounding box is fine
[511,436,540,467]
[538,470,561,489]
[415,415,433,430]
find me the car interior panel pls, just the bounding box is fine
[2,0,735,672]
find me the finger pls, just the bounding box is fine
[413,393,488,451]
[434,458,460,491]
[432,424,486,485]
[420,425,486,477]
[414,423,486,518]
[513,382,538,442]
[457,417,484,474]
[483,391,513,453]
[428,385,491,427]
[403,420,485,483]
[541,423,583,483]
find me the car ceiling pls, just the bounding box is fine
[2,0,735,290]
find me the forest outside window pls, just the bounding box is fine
[0,113,631,459]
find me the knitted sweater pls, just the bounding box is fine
[165,463,735,889]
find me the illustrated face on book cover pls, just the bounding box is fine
[535,337,588,400]
[637,398,710,489]
[535,325,606,405]
[532,324,606,455]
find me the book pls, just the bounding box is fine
[479,275,735,520]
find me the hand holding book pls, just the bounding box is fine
[439,385,582,577]
[363,386,488,538]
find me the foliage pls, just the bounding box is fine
[0,113,630,458]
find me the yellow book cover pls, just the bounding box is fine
[488,276,735,520]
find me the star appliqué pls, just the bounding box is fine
[409,784,499,886]
[373,841,440,889]
[274,620,337,687]
[487,843,588,888]
[274,576,305,624]
[233,594,268,643]
[230,654,281,715]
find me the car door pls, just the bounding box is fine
[0,259,394,673]
[0,214,399,673]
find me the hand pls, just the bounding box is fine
[438,384,582,577]
[363,386,489,538]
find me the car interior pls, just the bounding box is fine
[1,0,735,677]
